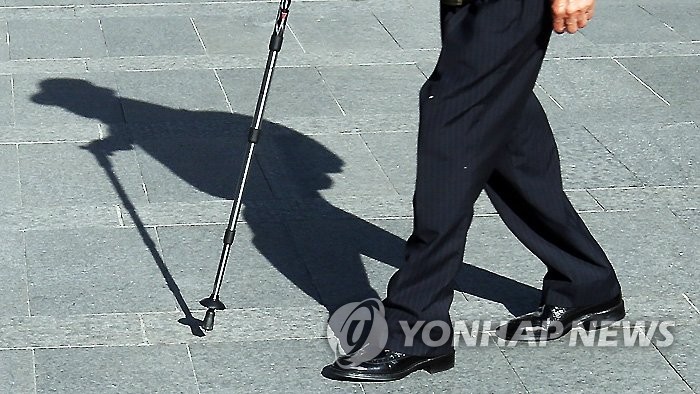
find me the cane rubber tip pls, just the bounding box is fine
[202,309,216,331]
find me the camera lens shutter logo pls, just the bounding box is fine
[326,299,388,367]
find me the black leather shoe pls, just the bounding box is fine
[321,349,455,382]
[495,294,625,341]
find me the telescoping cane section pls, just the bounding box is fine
[199,0,293,331]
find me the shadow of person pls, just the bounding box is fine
[31,78,541,332]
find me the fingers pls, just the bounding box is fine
[551,0,567,33]
[552,0,596,34]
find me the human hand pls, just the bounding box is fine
[551,0,596,34]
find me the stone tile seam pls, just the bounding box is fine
[13,142,22,208]
[96,17,110,58]
[371,11,402,50]
[683,294,700,316]
[582,125,646,186]
[212,69,234,113]
[138,313,150,344]
[0,336,335,352]
[285,24,306,54]
[314,66,346,116]
[30,348,37,394]
[585,190,606,211]
[358,132,401,197]
[545,53,700,61]
[494,338,532,394]
[0,207,690,232]
[185,343,203,394]
[189,16,206,53]
[636,4,679,36]
[535,82,564,110]
[9,73,16,125]
[2,54,699,74]
[7,303,697,320]
[612,57,671,106]
[20,230,32,317]
[651,340,697,393]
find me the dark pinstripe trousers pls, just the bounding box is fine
[382,0,622,356]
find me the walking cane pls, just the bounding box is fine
[199,0,292,331]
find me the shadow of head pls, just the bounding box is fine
[31,78,121,121]
[31,77,345,199]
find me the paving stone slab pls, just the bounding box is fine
[91,0,204,4]
[657,323,700,391]
[0,74,12,126]
[588,186,699,212]
[545,41,700,61]
[5,0,82,5]
[25,226,181,315]
[0,204,119,231]
[0,58,87,75]
[75,2,286,19]
[584,122,699,186]
[581,210,698,298]
[458,209,699,314]
[0,7,81,21]
[114,69,230,123]
[101,16,205,57]
[0,349,34,394]
[257,131,398,201]
[189,339,363,393]
[285,216,406,310]
[537,58,670,120]
[0,231,29,317]
[620,293,700,327]
[457,215,546,316]
[18,141,147,207]
[282,194,413,221]
[7,18,106,60]
[639,1,700,41]
[546,30,596,58]
[370,0,440,50]
[117,196,408,228]
[84,53,266,73]
[675,208,700,235]
[155,223,318,310]
[141,307,328,344]
[117,200,235,227]
[217,66,343,120]
[35,344,198,393]
[359,131,417,197]
[619,56,700,109]
[580,3,681,44]
[132,134,274,203]
[0,144,20,208]
[317,64,425,117]
[274,113,420,135]
[534,82,568,119]
[12,72,123,126]
[192,4,305,56]
[500,337,693,393]
[0,314,145,348]
[288,1,400,55]
[0,123,100,143]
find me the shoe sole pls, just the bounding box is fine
[321,351,455,382]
